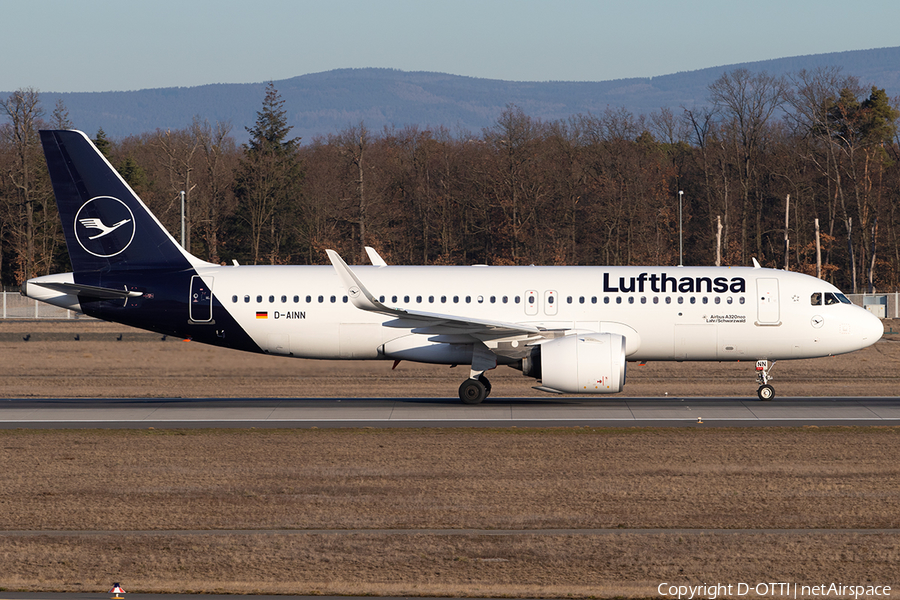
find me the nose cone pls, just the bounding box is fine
[859,308,884,348]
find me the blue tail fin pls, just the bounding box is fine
[40,130,202,274]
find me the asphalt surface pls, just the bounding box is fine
[2,396,899,428]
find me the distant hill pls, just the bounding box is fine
[5,47,900,142]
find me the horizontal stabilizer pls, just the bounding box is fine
[29,281,142,300]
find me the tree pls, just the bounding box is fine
[93,127,112,160]
[233,82,303,264]
[709,69,788,262]
[50,99,73,130]
[334,122,371,263]
[154,127,199,251]
[1,88,46,283]
[191,117,237,264]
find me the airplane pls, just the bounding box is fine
[22,130,884,403]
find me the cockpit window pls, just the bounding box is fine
[824,292,843,305]
[835,293,851,305]
[810,292,822,306]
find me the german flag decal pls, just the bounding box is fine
[256,311,268,319]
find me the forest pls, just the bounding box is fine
[1,66,899,294]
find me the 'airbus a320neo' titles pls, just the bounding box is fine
[23,130,883,403]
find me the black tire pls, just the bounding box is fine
[459,378,487,405]
[757,384,775,401]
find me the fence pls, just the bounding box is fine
[3,290,899,321]
[1,291,87,320]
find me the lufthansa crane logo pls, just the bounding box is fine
[74,196,136,258]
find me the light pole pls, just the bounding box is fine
[180,190,185,248]
[678,190,684,267]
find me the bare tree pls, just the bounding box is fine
[153,127,199,252]
[1,88,45,282]
[709,69,788,261]
[191,117,236,263]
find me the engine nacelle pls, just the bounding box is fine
[537,333,626,394]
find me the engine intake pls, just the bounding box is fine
[535,333,627,394]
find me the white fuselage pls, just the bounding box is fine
[192,263,882,363]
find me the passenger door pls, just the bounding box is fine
[189,276,213,323]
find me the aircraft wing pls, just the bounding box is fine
[326,250,544,337]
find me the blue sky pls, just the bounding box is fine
[4,0,899,93]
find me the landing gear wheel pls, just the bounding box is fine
[479,375,492,398]
[754,359,776,401]
[459,378,487,405]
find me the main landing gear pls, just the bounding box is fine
[756,359,776,401]
[459,375,492,405]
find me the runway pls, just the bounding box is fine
[2,396,900,428]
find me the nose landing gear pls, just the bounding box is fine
[756,359,776,400]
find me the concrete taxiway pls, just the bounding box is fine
[1,396,899,428]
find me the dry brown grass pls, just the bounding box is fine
[1,428,900,596]
[1,319,899,399]
[2,320,900,597]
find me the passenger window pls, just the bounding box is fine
[591,297,597,304]
[515,296,521,304]
[502,296,508,304]
[453,296,459,303]
[392,295,398,303]
[281,295,287,303]
[739,297,745,304]
[243,295,250,303]
[653,297,659,304]
[641,297,647,304]
[477,295,484,303]
[702,297,708,304]
[714,297,721,304]
[318,295,324,303]
[547,295,553,305]
[330,295,336,303]
[579,296,585,304]
[269,295,275,303]
[232,295,238,303]
[379,295,385,303]
[726,297,733,304]
[628,297,634,304]
[404,295,410,303]
[429,296,434,303]
[604,297,610,304]
[615,297,621,304]
[342,296,348,303]
[416,295,422,303]
[441,295,447,303]
[306,295,311,303]
[811,292,822,305]
[566,296,572,304]
[257,295,263,303]
[665,297,671,304]
[677,297,684,304]
[293,295,299,303]
[465,296,472,303]
[490,296,496,303]
[690,297,696,304]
